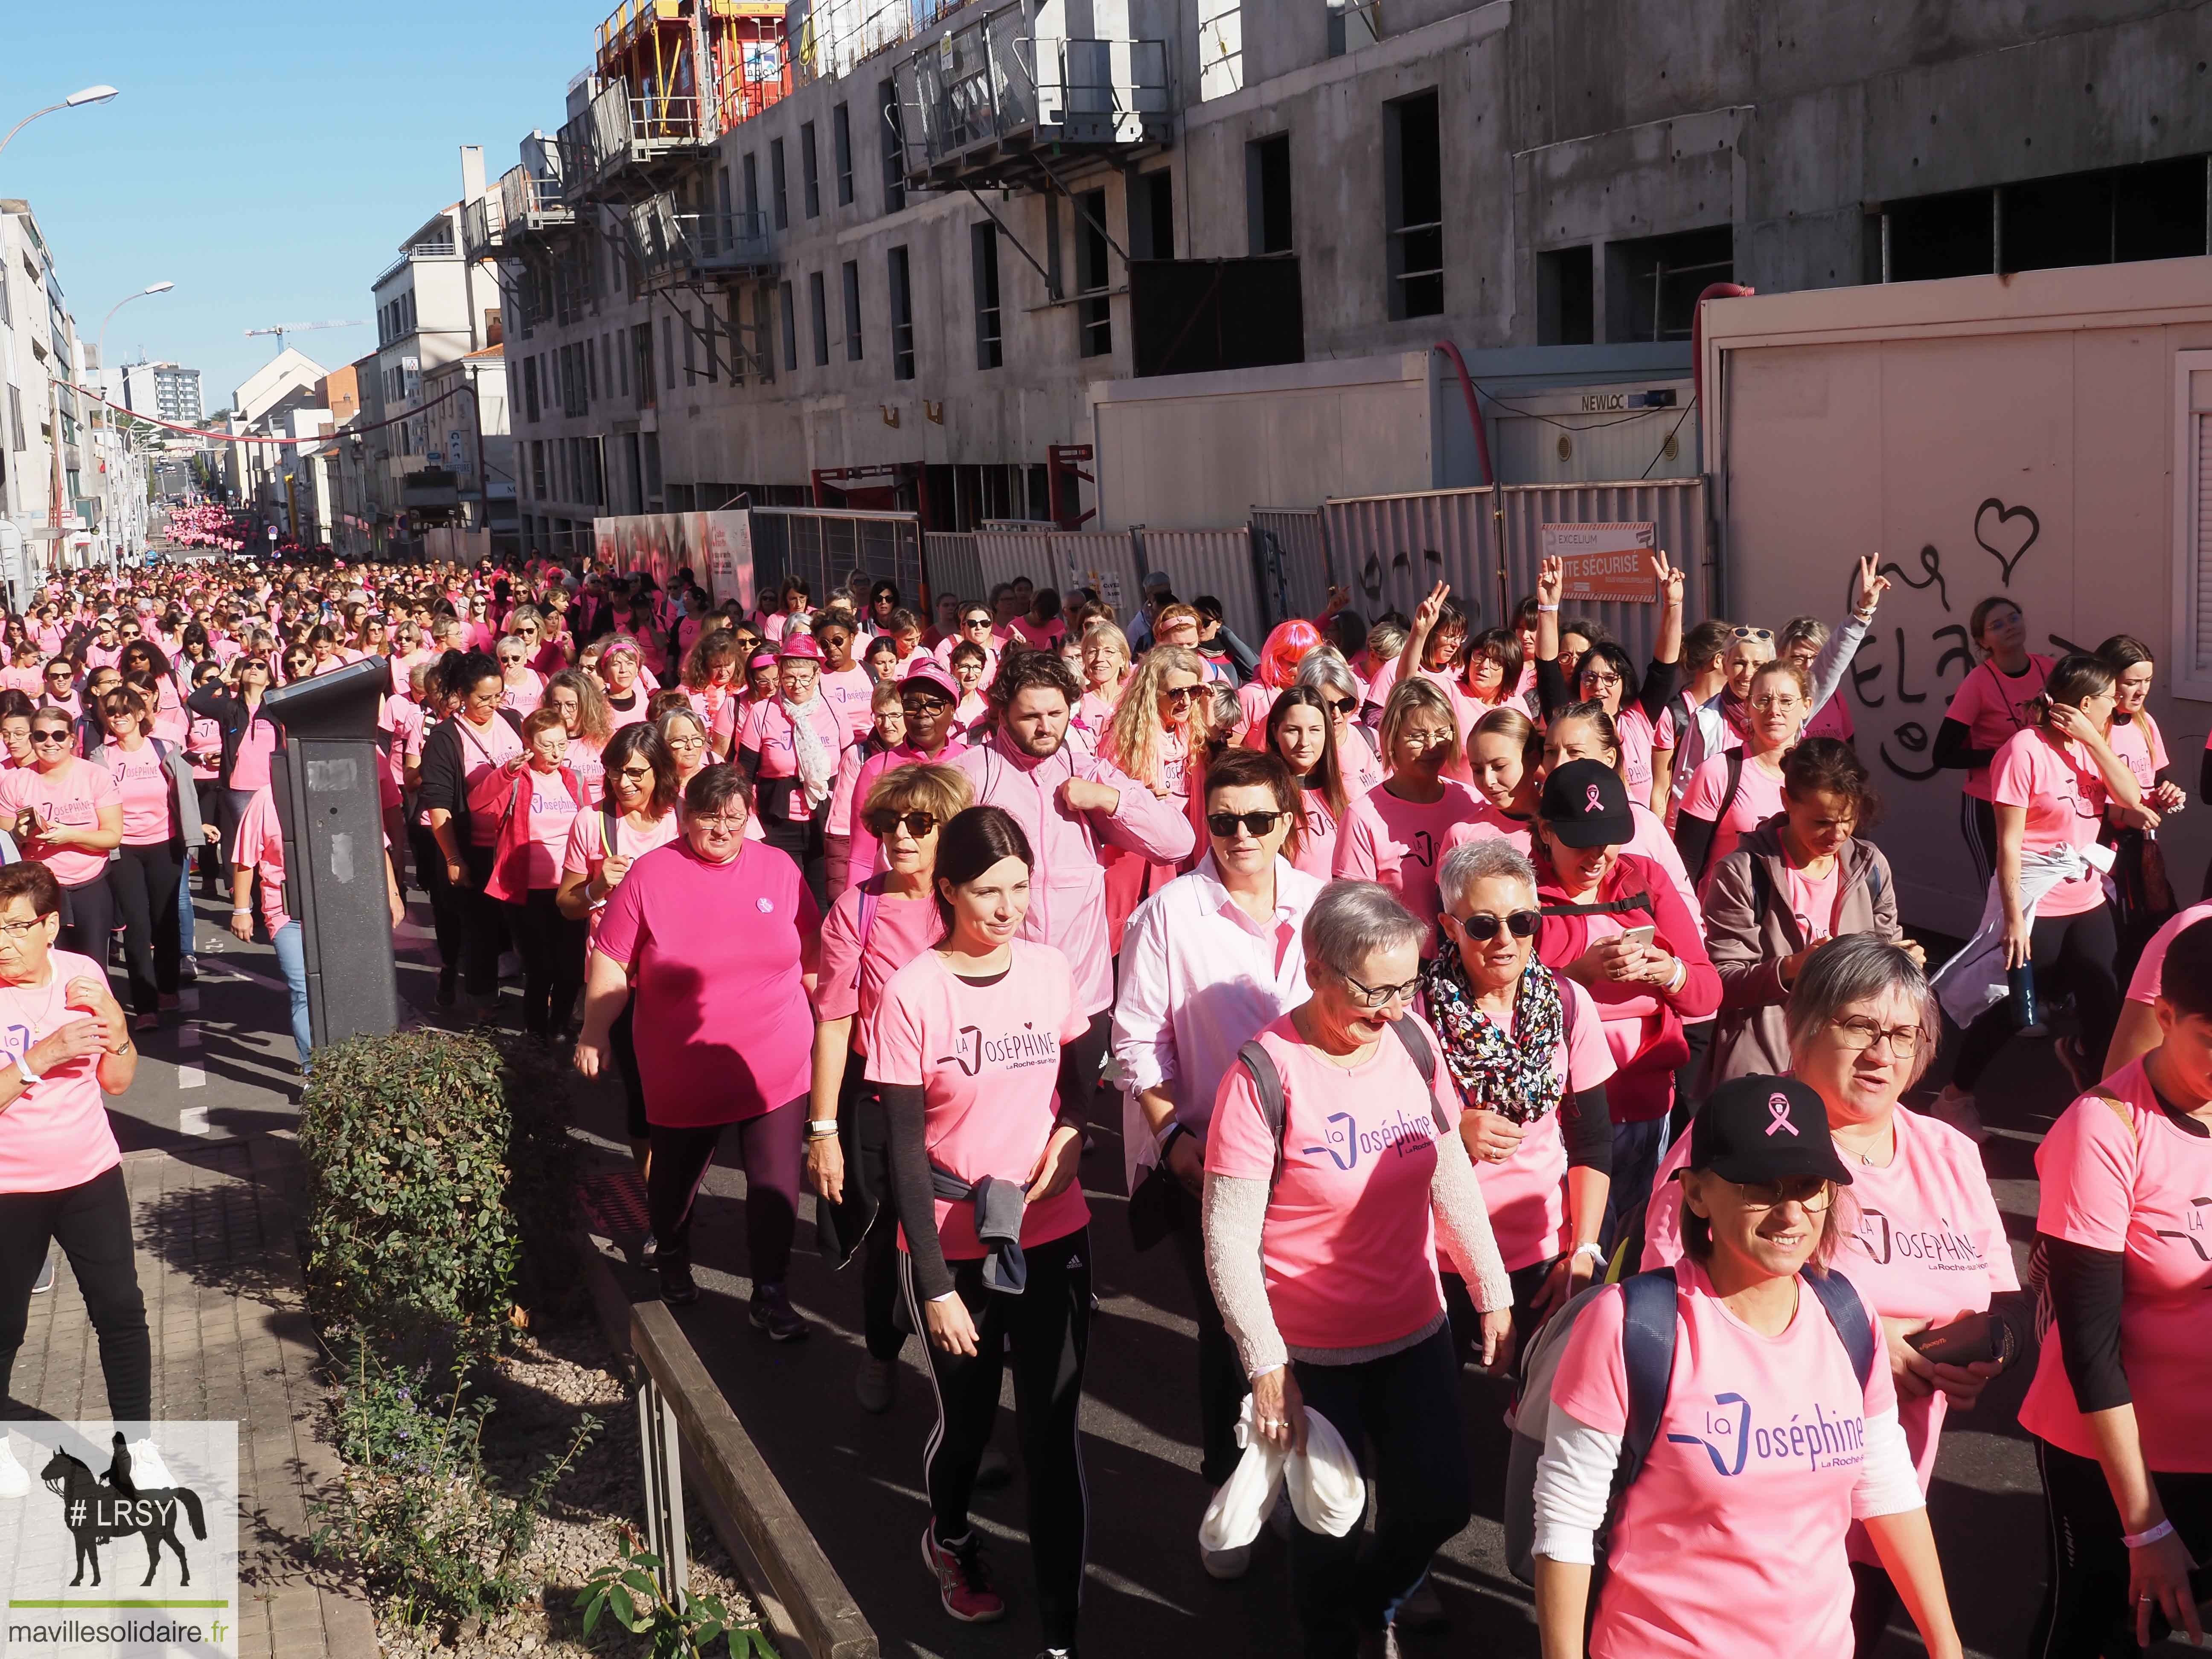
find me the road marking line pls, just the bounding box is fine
[177,1064,207,1090]
[197,963,289,994]
[178,1106,209,1135]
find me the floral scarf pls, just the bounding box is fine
[1418,953,1568,1126]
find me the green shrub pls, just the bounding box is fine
[299,1029,577,1359]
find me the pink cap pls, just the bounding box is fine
[898,658,959,700]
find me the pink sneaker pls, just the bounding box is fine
[920,1527,1004,1624]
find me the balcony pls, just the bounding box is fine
[627,196,776,288]
[499,163,575,252]
[561,76,707,204]
[891,0,1172,192]
[461,195,506,260]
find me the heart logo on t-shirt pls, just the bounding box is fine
[755,897,774,913]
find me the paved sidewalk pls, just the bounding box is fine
[12,1136,376,1659]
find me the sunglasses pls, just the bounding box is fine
[863,808,939,838]
[1325,696,1358,717]
[44,670,70,681]
[1206,809,1288,838]
[30,730,70,745]
[1449,909,1540,941]
[1731,627,1775,642]
[900,696,951,714]
[963,616,992,628]
[1162,684,1204,705]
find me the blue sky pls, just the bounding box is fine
[2,1,603,413]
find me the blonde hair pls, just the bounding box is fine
[863,760,973,826]
[1105,645,1211,787]
[1379,676,1457,769]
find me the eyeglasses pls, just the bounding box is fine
[1162,684,1204,705]
[29,731,70,746]
[1731,1176,1834,1213]
[0,917,48,942]
[1206,809,1288,838]
[1449,909,1540,941]
[664,732,704,748]
[1340,969,1421,1010]
[901,696,952,715]
[1732,627,1775,642]
[1749,694,1802,713]
[863,808,939,838]
[1828,1015,1922,1056]
[693,812,747,830]
[1580,669,1623,690]
[614,765,656,783]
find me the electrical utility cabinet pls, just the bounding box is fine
[260,658,397,1046]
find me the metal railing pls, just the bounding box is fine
[627,198,777,284]
[1040,37,1173,138]
[500,163,571,229]
[562,78,706,191]
[460,197,505,260]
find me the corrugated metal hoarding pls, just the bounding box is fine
[974,530,1146,620]
[1321,479,1710,670]
[1252,507,1331,627]
[749,508,924,613]
[1135,529,1264,644]
[923,533,984,609]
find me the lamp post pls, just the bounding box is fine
[96,281,174,378]
[0,85,119,163]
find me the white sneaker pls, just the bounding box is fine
[1927,1087,1987,1144]
[1201,1540,1252,1580]
[127,1438,178,1490]
[0,1441,26,1497]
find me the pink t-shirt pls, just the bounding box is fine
[230,714,279,792]
[1616,703,1662,798]
[684,684,741,750]
[382,696,425,795]
[567,735,605,806]
[812,878,943,1045]
[602,688,650,731]
[2125,899,2212,1004]
[101,742,173,846]
[0,949,124,1193]
[561,807,683,943]
[186,714,223,783]
[1205,1010,1459,1350]
[232,786,291,932]
[1550,1256,1898,1659]
[819,666,877,745]
[499,670,545,716]
[1989,728,2108,917]
[2018,1062,2212,1472]
[1802,691,1855,745]
[1450,978,1616,1271]
[739,696,846,792]
[1006,615,1066,651]
[0,761,122,887]
[1944,655,2054,800]
[1680,750,1787,879]
[865,940,1090,1259]
[1288,782,1367,882]
[593,839,820,1126]
[1333,780,1490,936]
[2105,711,2168,800]
[516,766,582,888]
[1782,854,1844,944]
[450,715,526,848]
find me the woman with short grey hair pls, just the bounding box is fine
[1422,837,1616,1356]
[1203,879,1511,1656]
[1642,933,2025,1653]
[1295,651,1383,794]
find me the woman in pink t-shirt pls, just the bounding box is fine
[2018,915,2212,1655]
[576,764,821,1335]
[806,763,972,1407]
[594,637,653,731]
[1204,880,1511,1655]
[1073,619,1131,738]
[1533,1073,1959,1659]
[2107,896,2212,1074]
[1675,659,1807,889]
[1935,655,2151,1132]
[739,634,843,908]
[1100,646,1212,947]
[2096,634,2186,976]
[1334,679,1490,939]
[0,705,124,962]
[469,708,588,1039]
[1268,687,1363,881]
[420,652,526,1016]
[0,860,153,1488]
[1236,619,1326,750]
[91,688,208,1029]
[494,635,544,716]
[1786,617,1857,747]
[543,669,613,808]
[865,805,1094,1642]
[678,630,742,760]
[1934,597,2055,887]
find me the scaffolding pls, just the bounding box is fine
[591,0,792,147]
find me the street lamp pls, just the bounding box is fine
[96,281,175,373]
[0,85,120,163]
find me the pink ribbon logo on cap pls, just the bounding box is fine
[1585,783,1604,813]
[1765,1092,1799,1137]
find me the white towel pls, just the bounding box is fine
[1931,842,2113,1029]
[1198,1394,1367,1549]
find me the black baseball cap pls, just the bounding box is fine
[1540,759,1634,848]
[1687,1074,1854,1187]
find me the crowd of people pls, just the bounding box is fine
[0,546,2203,1659]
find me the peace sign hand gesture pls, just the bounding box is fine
[1648,547,1684,608]
[1412,580,1452,637]
[1853,554,1892,615]
[1537,556,1564,608]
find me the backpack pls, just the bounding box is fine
[1743,843,1886,931]
[1500,1263,1877,1587]
[1236,1016,1443,1193]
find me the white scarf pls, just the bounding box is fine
[781,694,837,810]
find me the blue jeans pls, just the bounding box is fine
[1603,1115,1675,1254]
[176,861,194,961]
[271,921,311,1067]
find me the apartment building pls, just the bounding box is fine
[484,0,2212,555]
[122,360,204,426]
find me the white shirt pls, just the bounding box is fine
[1110,853,1324,1193]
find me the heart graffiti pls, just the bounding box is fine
[1973,498,2040,586]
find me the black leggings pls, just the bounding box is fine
[503,888,585,1036]
[107,840,184,1015]
[845,1074,906,1364]
[193,780,224,894]
[646,1094,806,1286]
[901,1227,1093,1651]
[613,1004,648,1141]
[1951,902,2121,1092]
[457,842,504,999]
[412,823,462,969]
[1961,794,1999,891]
[2031,1437,2212,1658]
[56,872,115,969]
[0,1165,151,1424]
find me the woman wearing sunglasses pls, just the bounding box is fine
[1100,645,1214,944]
[934,604,1002,686]
[0,709,124,964]
[1931,655,2149,1138]
[807,763,972,1414]
[494,634,545,717]
[89,689,209,1033]
[1205,879,1512,1656]
[1295,652,1385,797]
[37,659,81,723]
[1422,838,1615,1354]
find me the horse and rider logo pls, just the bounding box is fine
[38,1434,207,1588]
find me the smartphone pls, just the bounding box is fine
[1906,1311,2014,1368]
[1618,924,1656,951]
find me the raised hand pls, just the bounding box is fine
[1853,554,1892,614]
[1412,580,1452,637]
[1537,556,1564,608]
[1649,547,1684,607]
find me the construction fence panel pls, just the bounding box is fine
[750,508,924,613]
[923,533,984,609]
[973,530,1144,619]
[1135,529,1265,645]
[1319,489,1497,632]
[1493,480,1711,673]
[1250,508,1331,631]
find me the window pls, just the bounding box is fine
[2179,352,2212,698]
[684,310,698,384]
[771,139,789,230]
[1880,156,2208,284]
[742,151,760,222]
[1133,169,1174,260]
[840,260,864,361]
[1538,247,1594,345]
[801,121,821,219]
[523,356,541,422]
[1384,91,1443,318]
[726,290,745,385]
[9,384,25,453]
[617,328,629,396]
[633,322,655,407]
[753,285,776,383]
[1075,188,1112,357]
[832,102,855,207]
[663,315,676,389]
[1247,135,1293,254]
[530,440,546,499]
[889,247,915,381]
[972,223,1003,370]
[1605,226,1732,341]
[809,271,830,366]
[780,280,798,371]
[879,80,906,213]
[703,307,718,383]
[587,335,598,402]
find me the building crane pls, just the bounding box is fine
[244,320,368,355]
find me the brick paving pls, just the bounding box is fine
[12,1136,376,1659]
